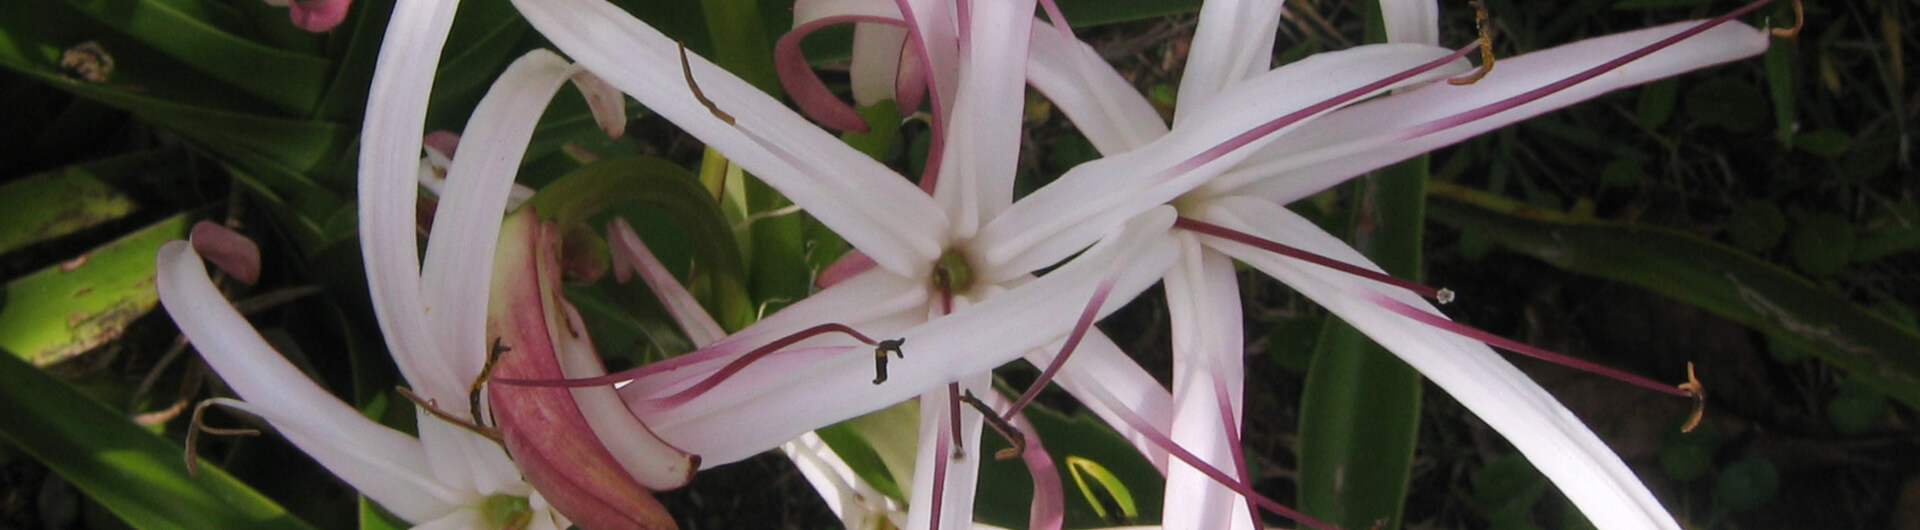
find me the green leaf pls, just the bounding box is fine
[0,213,193,365]
[1428,185,1920,411]
[1297,146,1425,529]
[0,150,159,254]
[973,405,1163,528]
[1065,457,1139,524]
[0,352,317,530]
[1825,375,1886,435]
[526,155,753,330]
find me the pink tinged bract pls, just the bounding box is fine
[486,210,686,529]
[188,221,261,285]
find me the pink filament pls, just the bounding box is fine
[1368,292,1691,398]
[1176,217,1447,301]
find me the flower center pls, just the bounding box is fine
[480,493,533,530]
[932,249,975,298]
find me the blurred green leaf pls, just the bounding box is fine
[1634,78,1678,130]
[1683,77,1766,133]
[1713,458,1779,512]
[0,213,192,365]
[1470,454,1547,526]
[1793,129,1852,157]
[1726,201,1787,253]
[1787,213,1854,277]
[1825,375,1886,435]
[0,352,317,530]
[1429,185,1920,411]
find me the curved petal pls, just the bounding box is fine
[1194,196,1680,530]
[648,209,1182,465]
[971,44,1468,282]
[607,218,726,347]
[156,243,461,523]
[510,0,949,276]
[1174,0,1284,122]
[1026,23,1167,154]
[930,0,1035,238]
[1160,235,1252,530]
[1206,20,1768,202]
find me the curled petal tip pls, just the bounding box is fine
[189,221,261,285]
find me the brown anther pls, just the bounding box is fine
[958,390,1027,460]
[872,338,905,385]
[1449,0,1496,85]
[1770,0,1803,37]
[398,386,503,443]
[185,400,260,477]
[1676,362,1706,433]
[678,42,735,125]
[468,339,510,428]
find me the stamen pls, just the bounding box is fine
[185,400,260,477]
[1770,0,1803,37]
[1369,292,1705,416]
[1677,362,1706,432]
[958,390,1027,460]
[678,41,735,125]
[873,338,906,385]
[1006,280,1114,419]
[948,383,966,460]
[493,323,890,400]
[1448,0,1496,85]
[1407,0,1780,139]
[1165,44,1479,176]
[398,386,504,442]
[1176,217,1453,303]
[468,338,510,428]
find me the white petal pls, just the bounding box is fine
[607,218,726,347]
[852,23,912,107]
[1381,0,1440,46]
[904,375,988,530]
[420,49,583,495]
[1026,23,1168,154]
[930,0,1035,238]
[1194,197,1681,530]
[647,209,1181,465]
[1175,0,1284,122]
[357,0,459,434]
[1206,20,1768,202]
[1160,235,1252,530]
[972,44,1467,282]
[511,0,949,275]
[155,243,462,522]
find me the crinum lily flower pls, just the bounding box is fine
[160,24,701,529]
[785,0,1775,528]
[973,1,1772,529]
[359,1,1163,529]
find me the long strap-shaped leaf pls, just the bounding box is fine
[0,352,317,530]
